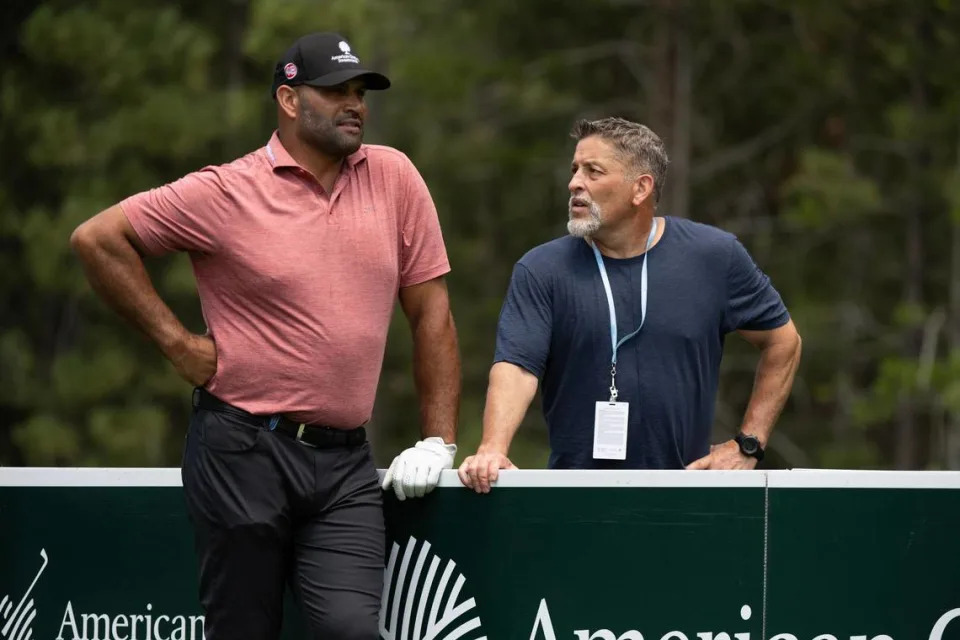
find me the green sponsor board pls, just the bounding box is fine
[0,469,958,640]
[765,472,960,640]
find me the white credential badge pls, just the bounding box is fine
[593,401,629,460]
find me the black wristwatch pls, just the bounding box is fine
[734,433,765,462]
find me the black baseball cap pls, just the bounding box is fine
[271,32,391,97]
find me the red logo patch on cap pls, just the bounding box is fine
[283,63,298,79]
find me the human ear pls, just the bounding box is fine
[632,174,655,206]
[276,86,300,120]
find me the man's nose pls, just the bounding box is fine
[345,93,366,112]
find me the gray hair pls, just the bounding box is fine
[571,117,669,203]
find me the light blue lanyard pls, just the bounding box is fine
[590,216,658,401]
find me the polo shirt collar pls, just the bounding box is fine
[265,131,367,172]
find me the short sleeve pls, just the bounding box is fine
[493,263,553,378]
[723,237,790,333]
[118,169,224,256]
[399,158,450,287]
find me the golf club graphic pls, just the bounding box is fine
[380,537,485,640]
[1,549,48,640]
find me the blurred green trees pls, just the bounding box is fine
[1,0,958,470]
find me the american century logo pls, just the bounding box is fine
[1,549,47,640]
[380,536,486,640]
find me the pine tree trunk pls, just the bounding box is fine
[894,8,931,470]
[947,185,960,469]
[648,0,691,218]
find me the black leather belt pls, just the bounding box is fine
[192,387,366,448]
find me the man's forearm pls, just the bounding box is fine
[71,215,189,359]
[740,335,802,446]
[411,308,461,443]
[478,362,538,455]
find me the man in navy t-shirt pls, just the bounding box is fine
[459,117,802,487]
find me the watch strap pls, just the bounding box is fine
[735,433,765,462]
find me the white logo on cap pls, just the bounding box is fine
[332,40,360,64]
[283,62,298,79]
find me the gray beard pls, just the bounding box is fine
[567,201,603,237]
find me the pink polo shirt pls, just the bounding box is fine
[120,132,450,428]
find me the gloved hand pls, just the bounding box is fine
[381,437,457,501]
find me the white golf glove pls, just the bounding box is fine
[382,437,457,501]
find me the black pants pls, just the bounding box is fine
[181,398,384,640]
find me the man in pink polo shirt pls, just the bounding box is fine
[70,32,460,639]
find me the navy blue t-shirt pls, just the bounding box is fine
[493,216,789,469]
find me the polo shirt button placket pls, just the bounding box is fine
[318,188,331,216]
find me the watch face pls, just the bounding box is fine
[741,437,758,455]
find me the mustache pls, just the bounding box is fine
[569,195,591,208]
[337,111,363,126]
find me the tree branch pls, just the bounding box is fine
[691,110,808,185]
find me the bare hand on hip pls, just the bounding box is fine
[169,334,218,386]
